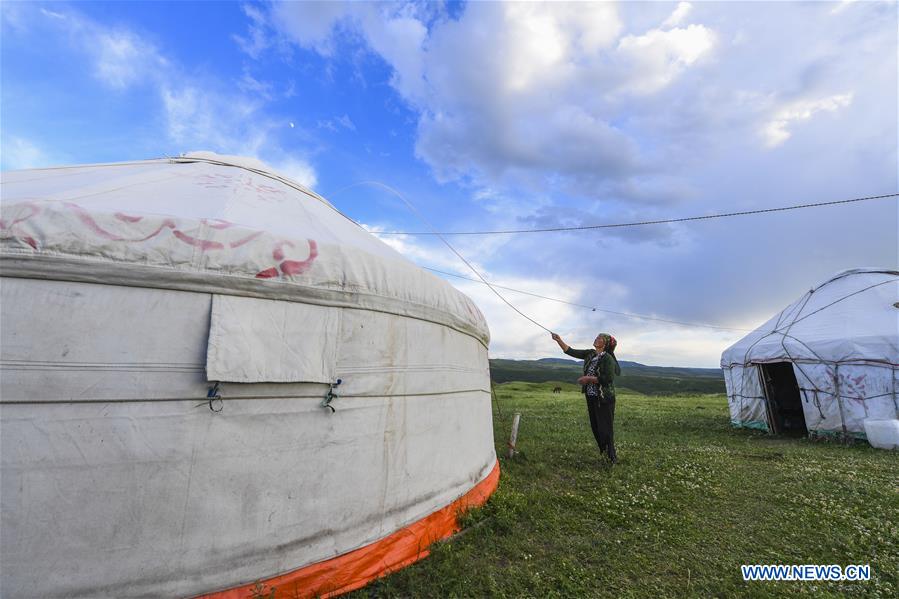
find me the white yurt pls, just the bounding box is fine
[721,268,898,440]
[0,153,499,598]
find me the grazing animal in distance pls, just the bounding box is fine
[552,386,562,394]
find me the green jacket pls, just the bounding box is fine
[564,347,618,400]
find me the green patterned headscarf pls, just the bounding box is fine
[597,333,621,375]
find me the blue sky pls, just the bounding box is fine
[2,1,896,366]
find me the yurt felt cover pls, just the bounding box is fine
[0,153,499,598]
[721,268,898,368]
[721,268,898,436]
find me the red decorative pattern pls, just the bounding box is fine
[1,201,318,280]
[115,212,143,223]
[205,219,234,230]
[229,231,265,249]
[172,230,226,250]
[255,239,318,278]
[2,202,43,249]
[65,202,125,240]
[280,240,318,275]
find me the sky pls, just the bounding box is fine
[1,1,896,367]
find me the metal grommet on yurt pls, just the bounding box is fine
[0,152,499,598]
[720,268,898,442]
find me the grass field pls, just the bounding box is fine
[349,382,898,598]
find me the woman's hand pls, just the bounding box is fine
[552,332,569,352]
[577,376,598,385]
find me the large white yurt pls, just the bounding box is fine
[0,152,499,598]
[721,268,898,440]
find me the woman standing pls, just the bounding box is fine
[551,332,621,464]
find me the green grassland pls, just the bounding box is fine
[349,382,898,598]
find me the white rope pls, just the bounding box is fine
[355,181,554,333]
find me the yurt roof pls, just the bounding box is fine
[721,268,898,368]
[0,152,489,345]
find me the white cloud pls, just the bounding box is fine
[336,114,356,131]
[36,8,164,90]
[238,71,275,100]
[317,113,356,132]
[264,1,717,201]
[160,86,266,153]
[362,227,484,275]
[662,2,693,29]
[250,0,894,367]
[39,8,65,20]
[269,157,318,189]
[830,0,860,15]
[452,274,585,359]
[232,3,271,59]
[359,10,428,101]
[16,5,319,188]
[761,93,854,147]
[621,327,742,368]
[268,0,354,56]
[92,29,164,89]
[616,24,716,95]
[1,137,51,170]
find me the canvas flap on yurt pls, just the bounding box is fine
[206,295,342,383]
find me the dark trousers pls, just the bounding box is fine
[585,395,617,462]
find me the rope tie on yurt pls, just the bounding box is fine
[206,382,223,412]
[321,379,342,413]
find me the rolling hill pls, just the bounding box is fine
[489,357,725,395]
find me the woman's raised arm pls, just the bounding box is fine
[552,333,592,360]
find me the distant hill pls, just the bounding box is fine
[490,357,725,395]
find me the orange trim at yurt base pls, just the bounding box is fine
[200,460,501,599]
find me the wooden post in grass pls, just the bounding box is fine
[508,412,521,458]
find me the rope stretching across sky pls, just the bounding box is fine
[355,181,554,332]
[423,267,752,332]
[376,192,898,236]
[333,183,895,333]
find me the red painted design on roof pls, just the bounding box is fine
[0,201,41,229]
[65,202,124,241]
[272,240,293,262]
[279,240,318,276]
[205,219,234,230]
[229,231,265,249]
[3,200,320,282]
[131,219,177,242]
[172,230,225,250]
[115,213,143,223]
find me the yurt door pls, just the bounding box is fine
[760,362,808,436]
